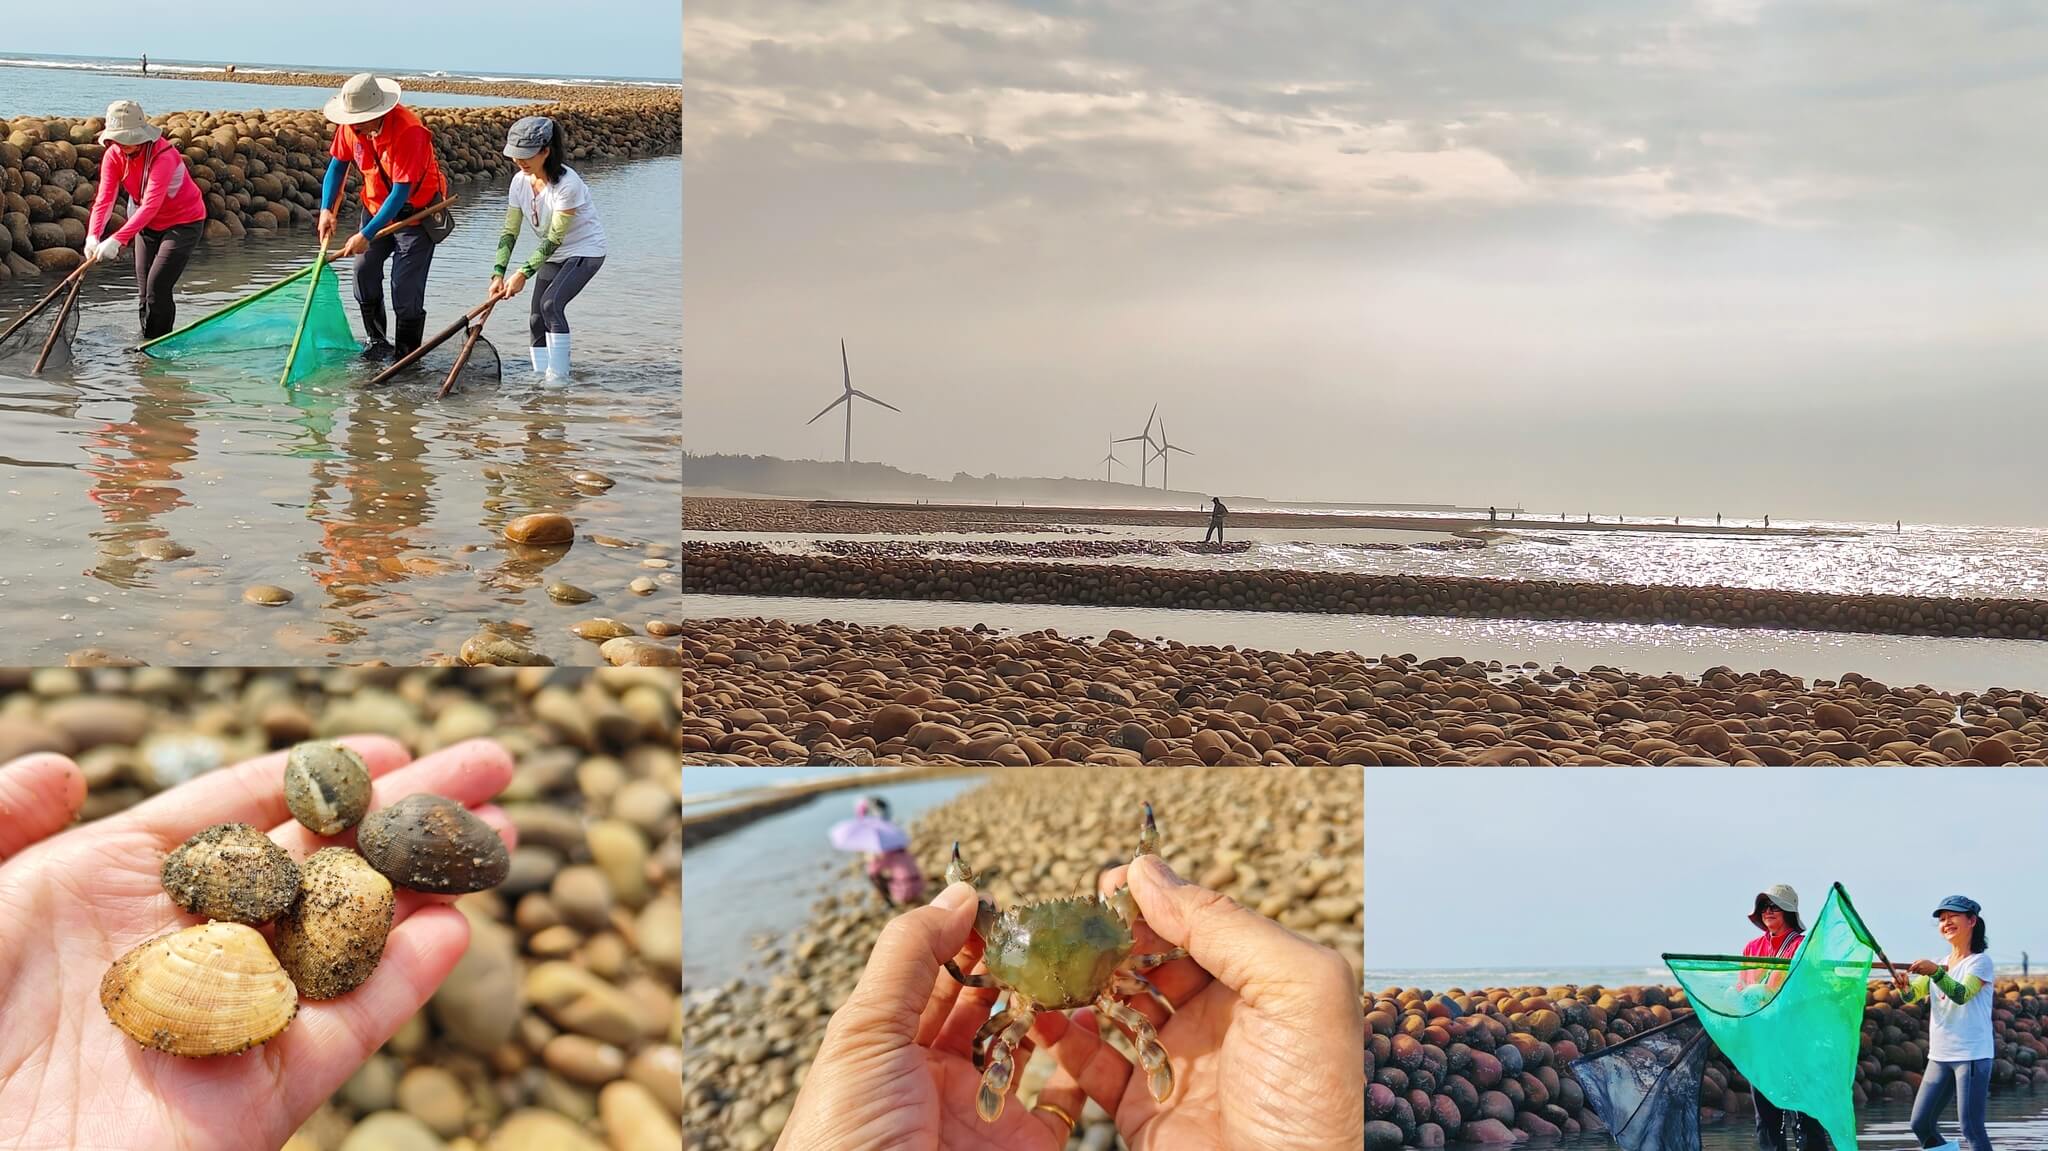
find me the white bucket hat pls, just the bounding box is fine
[323,73,403,125]
[97,100,161,146]
[1748,884,1800,929]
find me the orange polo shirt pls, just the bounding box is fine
[329,104,445,217]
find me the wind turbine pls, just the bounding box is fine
[1114,405,1160,488]
[1098,436,1124,482]
[805,339,901,464]
[1152,420,1194,491]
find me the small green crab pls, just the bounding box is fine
[943,801,1186,1122]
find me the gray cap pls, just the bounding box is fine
[1932,895,1981,917]
[503,116,556,159]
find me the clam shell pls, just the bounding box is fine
[274,847,395,1000]
[99,922,298,1057]
[356,794,510,894]
[283,741,372,836]
[160,822,301,924]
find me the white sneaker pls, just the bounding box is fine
[544,332,571,382]
[529,346,547,374]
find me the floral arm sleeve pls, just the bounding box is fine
[518,208,575,277]
[492,205,521,277]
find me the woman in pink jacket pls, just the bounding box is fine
[85,101,209,339]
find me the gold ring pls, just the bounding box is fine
[1033,1101,1076,1135]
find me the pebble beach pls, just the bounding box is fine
[0,667,683,1151]
[1366,981,2048,1148]
[680,765,1363,1150]
[676,616,2048,764]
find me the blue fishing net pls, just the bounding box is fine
[1568,1013,1710,1151]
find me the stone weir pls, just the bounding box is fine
[1366,982,2048,1149]
[681,543,2048,642]
[0,77,677,281]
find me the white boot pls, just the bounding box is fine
[545,332,571,382]
[529,345,547,374]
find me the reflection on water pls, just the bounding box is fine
[682,595,2048,694]
[702,521,2048,601]
[0,157,679,664]
[681,774,986,987]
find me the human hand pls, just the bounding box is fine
[776,882,1070,1151]
[1909,958,1941,977]
[337,231,370,259]
[1029,855,1364,1151]
[316,209,336,243]
[502,269,527,299]
[0,737,516,1151]
[490,274,505,299]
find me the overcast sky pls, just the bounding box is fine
[684,0,2048,525]
[9,4,679,79]
[1365,768,2048,971]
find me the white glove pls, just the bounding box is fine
[91,236,122,263]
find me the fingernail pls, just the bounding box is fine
[933,881,976,910]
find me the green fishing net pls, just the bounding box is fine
[141,262,357,384]
[1664,883,1880,1151]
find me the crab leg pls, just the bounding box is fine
[969,1009,1010,1072]
[976,997,1038,1122]
[1098,994,1174,1103]
[944,960,997,989]
[1112,969,1176,1018]
[1124,946,1188,969]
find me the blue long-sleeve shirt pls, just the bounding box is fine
[321,157,412,238]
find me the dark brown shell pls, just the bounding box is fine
[273,848,394,999]
[282,741,372,836]
[160,823,301,924]
[355,794,509,894]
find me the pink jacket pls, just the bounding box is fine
[88,139,207,244]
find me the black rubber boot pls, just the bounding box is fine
[394,315,426,360]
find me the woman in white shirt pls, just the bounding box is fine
[491,116,608,381]
[1903,895,1997,1151]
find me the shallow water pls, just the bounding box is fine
[682,594,2048,694]
[700,520,2048,600]
[0,156,680,665]
[1554,1095,2048,1151]
[681,773,986,987]
[0,62,531,119]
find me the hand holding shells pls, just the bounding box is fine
[0,737,517,1151]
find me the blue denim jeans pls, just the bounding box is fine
[1912,1058,1992,1151]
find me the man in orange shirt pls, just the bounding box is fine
[317,73,448,360]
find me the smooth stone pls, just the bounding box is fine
[598,637,679,667]
[569,470,614,490]
[431,910,522,1054]
[541,1034,626,1086]
[547,582,595,604]
[396,1066,470,1139]
[627,577,658,596]
[526,961,642,1046]
[339,1112,446,1151]
[342,1054,401,1113]
[598,1081,682,1151]
[572,619,636,642]
[484,1110,605,1151]
[634,899,680,974]
[243,584,294,606]
[460,632,553,667]
[136,538,195,561]
[66,646,145,667]
[504,513,575,546]
[586,821,650,908]
[551,865,614,932]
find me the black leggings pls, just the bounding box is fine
[134,219,203,339]
[528,255,604,345]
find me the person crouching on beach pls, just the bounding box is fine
[1740,886,1831,1151]
[863,844,927,908]
[83,101,208,339]
[318,73,448,361]
[1903,895,1997,1151]
[491,116,607,382]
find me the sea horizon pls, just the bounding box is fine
[0,49,678,88]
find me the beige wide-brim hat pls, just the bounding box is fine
[323,72,402,125]
[1748,884,1799,929]
[98,100,161,146]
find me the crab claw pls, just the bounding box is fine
[945,841,973,886]
[1137,801,1160,858]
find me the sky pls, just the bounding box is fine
[1364,768,2048,972]
[684,0,2048,526]
[7,2,680,80]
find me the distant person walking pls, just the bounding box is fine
[83,101,209,339]
[1488,506,1497,524]
[492,116,607,382]
[139,54,147,76]
[1765,514,1771,528]
[1717,513,1722,525]
[1203,497,1227,544]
